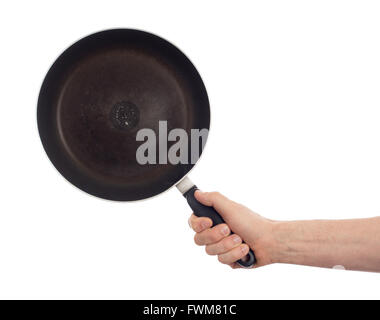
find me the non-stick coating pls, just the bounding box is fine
[37,29,210,201]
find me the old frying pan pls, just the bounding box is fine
[37,29,255,267]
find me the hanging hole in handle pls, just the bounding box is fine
[240,255,250,263]
[237,249,256,268]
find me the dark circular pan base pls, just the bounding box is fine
[37,29,210,201]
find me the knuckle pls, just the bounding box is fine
[217,241,226,252]
[189,217,198,230]
[192,221,201,232]
[217,255,227,264]
[210,230,221,242]
[194,234,202,246]
[199,218,211,231]
[233,250,242,261]
[211,191,221,198]
[205,246,214,255]
[220,242,231,253]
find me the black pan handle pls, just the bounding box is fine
[178,180,256,268]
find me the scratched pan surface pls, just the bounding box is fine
[37,29,210,201]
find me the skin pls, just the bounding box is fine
[189,190,380,272]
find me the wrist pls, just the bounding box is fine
[249,220,291,266]
[267,221,296,264]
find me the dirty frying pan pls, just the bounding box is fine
[37,29,255,267]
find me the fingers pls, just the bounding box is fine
[189,214,230,246]
[194,224,230,246]
[188,199,251,268]
[194,191,234,218]
[217,244,250,265]
[205,234,242,255]
[188,214,212,232]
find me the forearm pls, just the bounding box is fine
[270,217,380,272]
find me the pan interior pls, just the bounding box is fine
[37,29,210,201]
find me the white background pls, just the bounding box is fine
[1,0,380,299]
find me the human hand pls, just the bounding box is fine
[188,191,276,268]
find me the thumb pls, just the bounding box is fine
[194,191,254,245]
[194,190,236,220]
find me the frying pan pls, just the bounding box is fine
[37,29,256,267]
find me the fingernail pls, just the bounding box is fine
[241,244,249,254]
[232,235,241,244]
[221,225,229,235]
[188,218,192,229]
